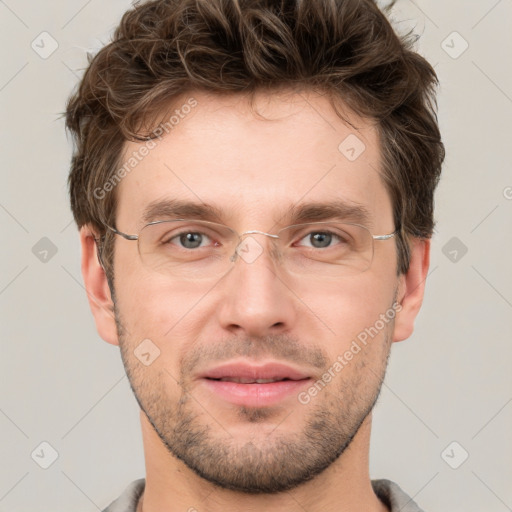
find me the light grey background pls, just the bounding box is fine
[1,1,511,511]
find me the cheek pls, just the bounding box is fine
[113,265,210,356]
[292,274,396,344]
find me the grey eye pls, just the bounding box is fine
[308,232,333,248]
[297,231,345,249]
[167,231,212,249]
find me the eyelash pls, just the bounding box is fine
[166,229,346,249]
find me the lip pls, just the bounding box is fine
[198,361,311,408]
[199,361,310,381]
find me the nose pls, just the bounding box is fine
[215,233,298,338]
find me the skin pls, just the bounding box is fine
[80,88,429,512]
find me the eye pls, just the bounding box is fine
[296,230,347,249]
[165,230,215,249]
[177,232,209,249]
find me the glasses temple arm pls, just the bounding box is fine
[104,224,139,241]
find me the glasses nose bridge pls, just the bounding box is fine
[230,229,282,264]
[239,229,280,240]
[237,230,281,252]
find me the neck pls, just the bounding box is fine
[137,411,388,512]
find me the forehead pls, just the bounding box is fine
[115,89,392,231]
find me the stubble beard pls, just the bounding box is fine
[115,305,393,494]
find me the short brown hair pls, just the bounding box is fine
[65,0,445,279]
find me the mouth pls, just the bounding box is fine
[198,361,312,407]
[208,377,298,384]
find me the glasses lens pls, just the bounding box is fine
[278,222,374,277]
[138,220,236,278]
[137,220,375,279]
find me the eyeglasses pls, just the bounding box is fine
[102,219,397,279]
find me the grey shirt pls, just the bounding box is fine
[103,478,425,511]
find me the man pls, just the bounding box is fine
[65,0,444,510]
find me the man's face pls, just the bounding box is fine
[110,89,401,493]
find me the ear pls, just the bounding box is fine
[80,225,119,346]
[393,238,430,343]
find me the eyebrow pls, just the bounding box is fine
[142,198,224,225]
[141,198,371,227]
[285,200,371,226]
